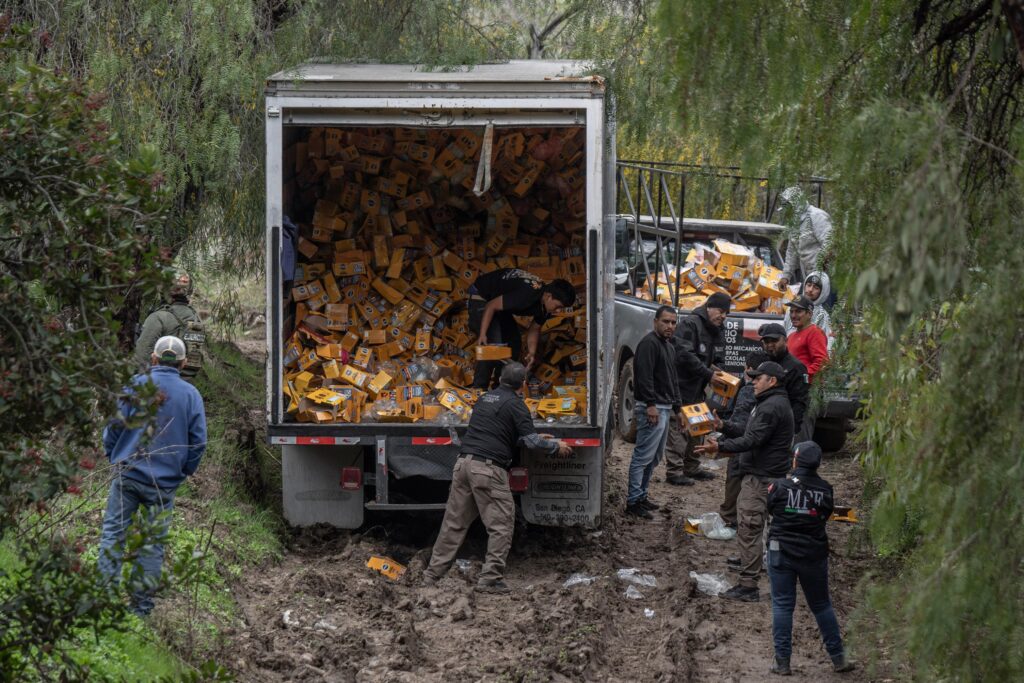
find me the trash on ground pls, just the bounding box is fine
[624,585,644,600]
[456,559,472,573]
[684,512,736,540]
[644,608,655,618]
[690,571,731,596]
[563,572,599,588]
[617,568,657,588]
[366,555,407,581]
[684,518,702,535]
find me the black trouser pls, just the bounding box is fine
[468,298,521,389]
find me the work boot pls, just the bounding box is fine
[770,657,792,675]
[666,475,696,486]
[689,470,716,481]
[638,497,661,510]
[625,502,654,519]
[475,579,511,594]
[831,653,856,673]
[421,572,438,587]
[720,585,759,602]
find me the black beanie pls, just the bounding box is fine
[705,292,732,311]
[793,441,822,470]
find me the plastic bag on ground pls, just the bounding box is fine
[563,572,599,588]
[624,585,644,600]
[689,571,730,596]
[617,568,657,588]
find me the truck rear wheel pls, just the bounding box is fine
[813,417,849,453]
[614,357,637,443]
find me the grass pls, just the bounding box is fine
[1,338,283,678]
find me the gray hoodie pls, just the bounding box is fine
[781,194,833,283]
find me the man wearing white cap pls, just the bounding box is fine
[99,336,207,616]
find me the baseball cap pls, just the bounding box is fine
[749,361,786,380]
[758,322,787,340]
[786,295,815,311]
[793,441,822,469]
[154,335,187,362]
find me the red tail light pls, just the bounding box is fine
[509,467,529,493]
[340,467,362,491]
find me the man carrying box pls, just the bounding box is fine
[422,362,573,593]
[664,292,732,486]
[696,361,794,602]
[625,305,684,519]
[468,268,577,389]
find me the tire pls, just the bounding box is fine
[813,417,848,453]
[614,357,638,443]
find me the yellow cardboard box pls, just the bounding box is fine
[682,403,716,437]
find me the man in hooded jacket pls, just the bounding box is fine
[764,441,856,676]
[664,292,731,486]
[777,187,833,289]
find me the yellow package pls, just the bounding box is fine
[537,397,577,418]
[681,403,716,437]
[366,555,406,581]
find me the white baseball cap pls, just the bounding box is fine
[153,335,187,362]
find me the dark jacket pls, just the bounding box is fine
[718,386,793,478]
[103,366,207,490]
[459,385,558,468]
[673,306,724,403]
[634,331,682,410]
[774,350,810,429]
[723,381,756,476]
[133,301,200,368]
[767,467,834,561]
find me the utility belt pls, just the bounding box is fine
[459,453,509,470]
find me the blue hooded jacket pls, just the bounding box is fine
[103,365,207,490]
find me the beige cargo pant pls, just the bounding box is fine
[737,474,771,589]
[425,456,515,584]
[664,418,702,478]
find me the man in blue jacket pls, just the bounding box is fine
[99,336,207,616]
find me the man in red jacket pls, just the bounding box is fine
[785,295,828,441]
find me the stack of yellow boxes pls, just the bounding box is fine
[281,125,590,424]
[635,238,792,312]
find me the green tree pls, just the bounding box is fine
[0,20,171,679]
[655,1,1024,679]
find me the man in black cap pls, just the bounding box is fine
[423,362,573,593]
[765,441,856,675]
[758,322,809,435]
[468,268,577,388]
[664,291,732,486]
[696,361,794,602]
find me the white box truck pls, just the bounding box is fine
[264,62,616,529]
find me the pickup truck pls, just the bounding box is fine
[611,213,858,451]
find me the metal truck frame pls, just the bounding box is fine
[264,62,617,529]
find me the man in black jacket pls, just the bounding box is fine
[765,442,856,676]
[717,350,767,529]
[697,361,794,602]
[423,363,573,593]
[664,292,731,486]
[626,305,684,519]
[759,323,809,434]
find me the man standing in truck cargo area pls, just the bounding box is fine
[99,336,207,616]
[625,305,684,519]
[664,292,732,486]
[696,361,794,602]
[758,323,810,435]
[777,186,833,290]
[423,362,573,593]
[468,268,577,389]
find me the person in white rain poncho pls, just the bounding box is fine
[783,271,834,351]
[777,187,833,289]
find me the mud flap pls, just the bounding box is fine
[282,444,365,528]
[519,444,602,528]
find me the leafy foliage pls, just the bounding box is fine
[0,21,173,679]
[655,1,1024,679]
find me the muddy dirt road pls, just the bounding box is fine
[224,434,869,682]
